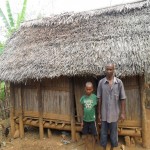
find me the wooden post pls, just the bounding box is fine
[47,128,52,138]
[139,76,148,148]
[37,82,44,139]
[10,83,15,137]
[69,78,76,141]
[18,84,24,138]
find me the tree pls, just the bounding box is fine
[0,0,28,102]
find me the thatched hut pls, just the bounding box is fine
[0,0,150,147]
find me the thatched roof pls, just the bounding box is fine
[0,0,150,82]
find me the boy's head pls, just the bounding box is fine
[85,82,93,96]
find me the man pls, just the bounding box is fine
[97,63,126,150]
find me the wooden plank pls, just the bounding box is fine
[42,90,71,115]
[18,84,24,138]
[139,76,148,148]
[23,88,38,112]
[19,120,141,137]
[37,82,44,139]
[69,78,76,141]
[10,83,15,137]
[47,129,52,138]
[15,111,71,121]
[118,120,141,127]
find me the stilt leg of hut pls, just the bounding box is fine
[139,76,148,148]
[18,85,24,138]
[71,117,76,141]
[10,83,15,137]
[39,117,44,139]
[19,115,24,138]
[47,128,52,138]
[37,82,44,139]
[70,78,76,141]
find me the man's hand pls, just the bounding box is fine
[119,113,126,122]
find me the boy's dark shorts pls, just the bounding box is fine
[82,121,98,136]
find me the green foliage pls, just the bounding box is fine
[0,0,28,37]
[6,0,14,27]
[0,82,5,101]
[0,8,10,31]
[16,0,27,28]
[0,0,28,101]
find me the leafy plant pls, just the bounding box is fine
[0,0,28,101]
[0,82,5,101]
[0,0,28,37]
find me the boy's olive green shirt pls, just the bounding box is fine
[80,94,97,122]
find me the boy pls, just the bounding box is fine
[80,82,98,150]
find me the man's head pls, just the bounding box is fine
[105,63,115,78]
[85,82,93,96]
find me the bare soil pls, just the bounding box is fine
[1,126,150,150]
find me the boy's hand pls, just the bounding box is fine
[81,121,84,128]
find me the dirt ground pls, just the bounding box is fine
[1,126,150,150]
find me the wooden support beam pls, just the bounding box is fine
[47,128,52,138]
[49,121,52,125]
[62,123,65,128]
[69,78,76,141]
[118,128,141,136]
[18,84,24,138]
[10,83,15,137]
[37,82,44,139]
[17,119,142,137]
[139,76,148,148]
[31,120,39,125]
[23,117,28,122]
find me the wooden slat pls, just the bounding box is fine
[118,120,141,127]
[139,76,148,148]
[37,82,44,139]
[22,88,38,112]
[15,111,71,121]
[17,119,141,137]
[18,84,24,138]
[69,78,76,141]
[10,83,15,137]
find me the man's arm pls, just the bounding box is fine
[119,80,126,121]
[120,99,126,121]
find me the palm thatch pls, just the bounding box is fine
[0,0,150,82]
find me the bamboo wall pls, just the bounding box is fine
[14,77,71,122]
[122,76,141,123]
